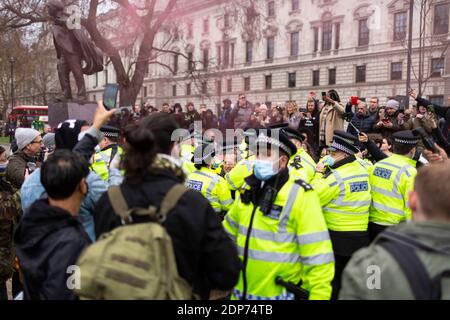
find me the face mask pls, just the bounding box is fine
[94,145,101,153]
[78,131,86,141]
[254,160,278,181]
[323,155,335,167]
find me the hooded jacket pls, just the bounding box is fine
[14,199,91,300]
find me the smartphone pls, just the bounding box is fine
[321,92,327,98]
[382,118,390,124]
[103,84,119,110]
[351,96,359,106]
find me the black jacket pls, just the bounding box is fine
[93,168,241,299]
[14,199,91,300]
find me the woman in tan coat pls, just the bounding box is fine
[319,90,345,147]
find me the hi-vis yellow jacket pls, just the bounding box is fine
[311,158,371,232]
[289,148,317,183]
[186,167,234,215]
[223,179,334,300]
[369,154,417,226]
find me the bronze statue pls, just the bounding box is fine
[47,0,103,101]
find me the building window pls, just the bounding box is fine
[245,41,253,63]
[292,0,300,12]
[201,81,207,95]
[358,19,370,46]
[428,95,444,106]
[265,75,272,90]
[224,13,230,28]
[223,42,230,67]
[313,27,319,52]
[227,79,232,92]
[290,32,299,57]
[202,49,209,69]
[431,57,444,77]
[356,65,366,83]
[322,21,332,51]
[203,18,209,34]
[94,73,98,87]
[173,54,178,74]
[172,85,177,97]
[434,3,450,35]
[394,12,407,41]
[267,36,275,60]
[288,72,296,88]
[328,68,336,85]
[335,23,340,49]
[187,23,193,39]
[230,43,235,67]
[244,77,250,91]
[391,62,403,80]
[186,83,191,96]
[187,52,194,72]
[312,70,320,87]
[144,86,147,97]
[217,45,222,66]
[268,1,275,17]
[217,80,222,95]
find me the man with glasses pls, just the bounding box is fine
[231,94,254,130]
[6,128,42,190]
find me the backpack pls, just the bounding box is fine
[378,230,450,300]
[75,184,193,300]
[0,178,20,282]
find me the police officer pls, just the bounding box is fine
[282,127,317,183]
[225,128,258,191]
[223,129,334,300]
[91,125,123,182]
[310,130,371,299]
[186,142,234,218]
[368,130,419,241]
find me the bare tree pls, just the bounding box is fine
[409,0,450,96]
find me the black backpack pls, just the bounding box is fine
[378,230,450,300]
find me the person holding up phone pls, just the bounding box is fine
[372,100,401,138]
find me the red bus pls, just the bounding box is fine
[8,105,48,127]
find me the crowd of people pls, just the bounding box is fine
[1,87,450,300]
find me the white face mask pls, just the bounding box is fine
[78,131,86,141]
[94,145,101,153]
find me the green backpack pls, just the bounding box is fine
[75,184,192,300]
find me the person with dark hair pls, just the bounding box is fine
[93,112,240,299]
[341,162,450,300]
[202,109,219,131]
[319,90,345,147]
[299,98,320,152]
[14,150,91,300]
[172,103,185,128]
[20,102,117,241]
[368,130,420,241]
[184,102,201,129]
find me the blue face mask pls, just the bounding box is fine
[323,155,335,167]
[254,160,278,181]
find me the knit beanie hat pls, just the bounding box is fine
[15,128,41,151]
[386,100,400,111]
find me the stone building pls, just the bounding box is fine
[85,0,450,110]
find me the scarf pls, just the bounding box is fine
[150,154,186,182]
